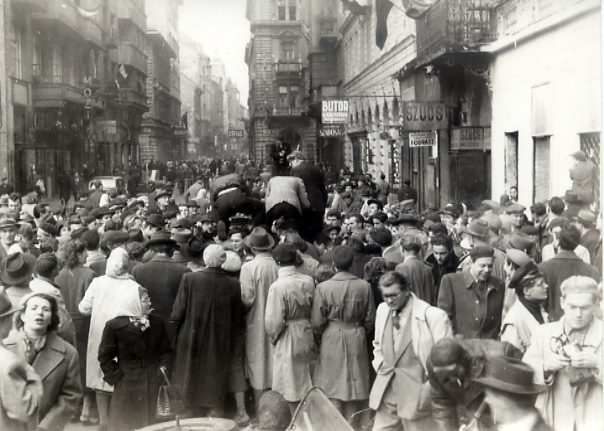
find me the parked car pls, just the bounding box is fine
[89,176,126,195]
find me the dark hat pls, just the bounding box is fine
[181,237,206,260]
[197,212,214,223]
[172,229,192,244]
[518,225,539,236]
[95,207,114,218]
[128,228,145,243]
[102,230,130,247]
[272,243,297,266]
[398,214,419,225]
[325,225,341,235]
[367,198,383,209]
[369,228,393,247]
[463,219,491,239]
[429,338,466,368]
[430,222,449,236]
[372,213,389,224]
[472,356,547,394]
[508,260,540,290]
[422,220,435,231]
[186,200,200,208]
[563,190,580,203]
[163,203,180,219]
[504,203,526,214]
[441,203,461,218]
[0,252,37,285]
[126,198,145,210]
[109,197,127,209]
[244,227,275,250]
[332,245,354,268]
[509,232,534,253]
[0,286,19,317]
[0,217,18,230]
[39,223,59,237]
[145,232,177,249]
[326,209,341,219]
[154,190,171,200]
[145,214,165,229]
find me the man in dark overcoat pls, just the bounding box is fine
[268,137,291,176]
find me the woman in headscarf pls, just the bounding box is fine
[55,240,98,424]
[78,248,142,431]
[98,286,172,431]
[500,260,549,353]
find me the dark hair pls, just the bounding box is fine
[431,233,453,251]
[558,224,581,251]
[282,231,308,253]
[39,238,59,254]
[378,271,409,291]
[470,244,494,261]
[81,229,100,251]
[548,197,565,216]
[18,223,35,241]
[63,240,87,269]
[348,214,364,225]
[13,293,61,333]
[8,192,21,203]
[363,257,395,290]
[35,253,60,278]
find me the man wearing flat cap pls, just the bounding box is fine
[0,217,18,260]
[239,227,279,406]
[571,210,601,266]
[524,276,602,431]
[458,219,507,281]
[438,244,505,340]
[395,234,435,305]
[311,245,375,426]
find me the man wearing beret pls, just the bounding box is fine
[438,244,505,340]
[524,276,603,431]
[311,246,375,427]
[395,234,435,305]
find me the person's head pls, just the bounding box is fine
[431,234,453,266]
[367,199,383,217]
[509,186,518,200]
[428,338,470,392]
[332,245,353,272]
[400,234,421,256]
[1,177,7,185]
[230,230,246,253]
[508,261,548,302]
[81,229,100,251]
[203,244,227,268]
[570,150,588,165]
[156,193,170,210]
[63,240,87,269]
[14,292,60,336]
[560,276,600,331]
[573,210,596,233]
[346,214,364,230]
[556,223,581,252]
[37,223,58,244]
[548,197,565,216]
[0,218,18,245]
[105,247,130,278]
[35,253,60,280]
[469,244,494,281]
[378,271,410,312]
[272,243,299,268]
[8,193,21,213]
[325,210,341,226]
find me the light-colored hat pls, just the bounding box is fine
[222,251,242,273]
[203,244,227,268]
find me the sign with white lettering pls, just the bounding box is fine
[409,131,435,147]
[319,125,345,137]
[322,100,349,124]
[228,130,244,138]
[402,102,447,131]
[451,128,488,150]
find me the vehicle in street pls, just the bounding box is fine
[89,176,126,194]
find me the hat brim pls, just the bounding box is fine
[244,234,275,250]
[472,376,548,394]
[0,302,19,317]
[145,238,177,249]
[0,253,37,285]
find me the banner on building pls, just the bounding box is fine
[228,130,244,138]
[319,125,345,137]
[450,128,491,151]
[322,100,349,124]
[402,102,447,131]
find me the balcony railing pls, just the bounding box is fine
[275,61,302,74]
[416,0,495,62]
[271,107,305,117]
[118,42,148,74]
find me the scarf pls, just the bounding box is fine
[518,296,545,324]
[129,316,150,331]
[21,330,47,365]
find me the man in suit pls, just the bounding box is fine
[132,232,191,345]
[395,234,435,305]
[438,244,505,340]
[269,137,291,176]
[370,271,452,430]
[290,151,327,241]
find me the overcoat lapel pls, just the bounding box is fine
[33,334,66,381]
[393,309,413,365]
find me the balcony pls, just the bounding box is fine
[31,0,103,45]
[79,18,103,48]
[275,61,302,76]
[416,0,495,65]
[119,88,148,110]
[118,42,148,74]
[118,0,146,31]
[270,107,305,117]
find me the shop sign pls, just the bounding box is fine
[319,125,345,137]
[97,120,116,134]
[322,99,349,124]
[228,130,244,138]
[188,137,200,144]
[409,131,435,147]
[402,102,447,131]
[451,128,489,150]
[174,127,187,136]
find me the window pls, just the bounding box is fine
[278,0,286,20]
[277,85,298,108]
[288,0,297,20]
[533,136,551,202]
[11,25,22,79]
[52,44,62,83]
[277,0,296,20]
[281,41,295,61]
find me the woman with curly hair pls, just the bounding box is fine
[55,240,98,424]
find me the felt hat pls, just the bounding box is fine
[128,228,145,243]
[102,231,130,247]
[482,200,501,212]
[0,286,19,317]
[504,203,526,214]
[571,150,587,161]
[367,198,383,209]
[369,228,393,247]
[181,237,206,260]
[462,219,491,239]
[519,225,539,236]
[480,213,503,232]
[272,243,297,266]
[186,200,200,208]
[332,245,353,268]
[244,227,275,250]
[508,260,540,290]
[95,207,114,218]
[203,244,227,268]
[0,252,37,285]
[398,214,419,225]
[197,212,214,223]
[0,217,17,230]
[145,232,177,249]
[324,225,341,235]
[472,356,547,394]
[172,229,192,244]
[145,214,165,229]
[38,223,59,237]
[154,190,171,200]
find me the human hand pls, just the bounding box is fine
[569,350,601,369]
[544,353,571,374]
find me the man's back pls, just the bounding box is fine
[395,256,435,305]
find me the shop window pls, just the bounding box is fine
[533,136,551,203]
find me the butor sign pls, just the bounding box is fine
[322,100,349,124]
[402,102,447,131]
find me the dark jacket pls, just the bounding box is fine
[395,256,435,305]
[132,256,191,345]
[397,185,418,203]
[425,251,460,304]
[538,251,600,321]
[437,270,505,340]
[98,315,172,431]
[291,161,328,213]
[581,228,601,266]
[269,141,291,167]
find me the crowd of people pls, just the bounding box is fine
[0,148,601,431]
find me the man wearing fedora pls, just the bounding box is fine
[523,276,602,431]
[239,227,278,407]
[458,219,506,281]
[438,244,505,340]
[2,251,37,307]
[0,217,18,260]
[132,232,191,345]
[472,356,552,431]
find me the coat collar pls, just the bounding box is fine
[3,331,66,381]
[330,271,358,281]
[557,316,604,348]
[150,255,174,263]
[552,251,582,260]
